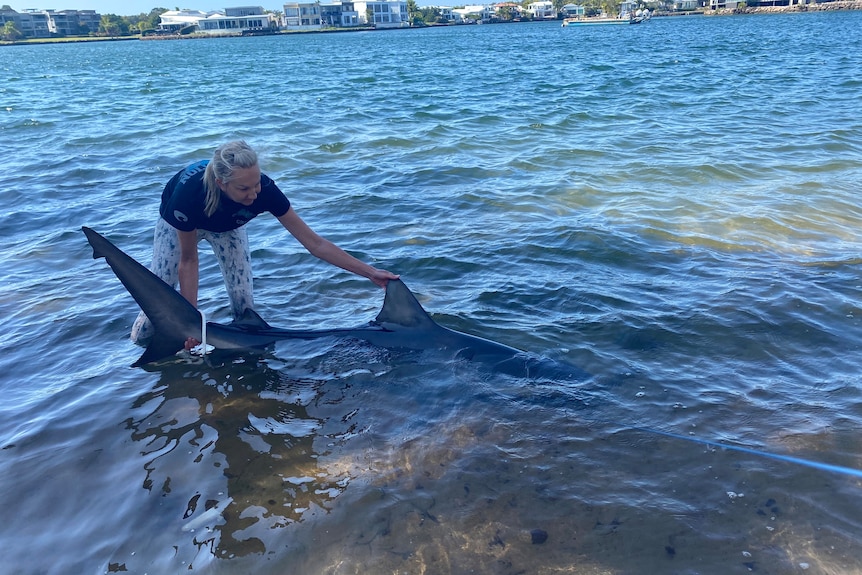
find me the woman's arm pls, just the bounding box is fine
[176,228,200,306]
[276,208,398,288]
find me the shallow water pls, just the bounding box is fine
[1,12,862,575]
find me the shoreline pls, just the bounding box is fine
[0,35,138,46]
[2,1,861,46]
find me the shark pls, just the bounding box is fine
[81,227,862,481]
[82,226,589,379]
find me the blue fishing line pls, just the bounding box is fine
[634,426,862,480]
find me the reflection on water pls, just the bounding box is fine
[117,341,392,569]
[131,362,326,559]
[2,12,862,575]
[104,339,862,575]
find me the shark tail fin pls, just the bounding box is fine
[83,226,202,367]
[83,226,109,259]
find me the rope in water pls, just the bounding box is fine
[634,425,862,480]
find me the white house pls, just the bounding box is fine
[452,4,496,22]
[283,1,321,27]
[157,9,213,32]
[283,0,407,29]
[198,6,275,34]
[672,0,699,9]
[526,1,557,19]
[708,0,739,9]
[158,6,275,34]
[437,6,463,22]
[355,0,409,27]
[559,3,585,17]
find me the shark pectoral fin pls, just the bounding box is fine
[132,336,187,367]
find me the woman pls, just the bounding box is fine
[131,140,399,345]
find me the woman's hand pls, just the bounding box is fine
[369,268,400,289]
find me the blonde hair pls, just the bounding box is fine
[203,141,259,216]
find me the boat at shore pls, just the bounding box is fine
[562,12,649,26]
[562,15,631,25]
[562,1,649,26]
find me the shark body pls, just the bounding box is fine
[83,228,862,480]
[82,226,588,379]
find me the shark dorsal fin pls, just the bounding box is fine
[232,308,272,330]
[375,279,437,329]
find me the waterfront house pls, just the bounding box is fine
[559,3,585,17]
[321,2,359,26]
[707,0,739,9]
[283,1,363,28]
[282,0,408,29]
[157,6,276,35]
[526,1,558,19]
[493,2,523,19]
[157,9,213,33]
[283,1,322,27]
[672,0,700,10]
[436,6,464,22]
[198,6,276,34]
[452,4,498,22]
[358,0,410,27]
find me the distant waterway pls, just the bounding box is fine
[1,12,861,574]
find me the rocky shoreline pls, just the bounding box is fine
[708,0,862,15]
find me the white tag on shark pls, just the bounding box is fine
[190,310,213,355]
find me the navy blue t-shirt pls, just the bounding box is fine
[159,160,291,232]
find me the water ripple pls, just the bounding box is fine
[1,12,862,575]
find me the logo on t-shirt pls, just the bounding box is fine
[234,208,255,225]
[174,210,189,223]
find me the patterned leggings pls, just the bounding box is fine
[130,217,254,343]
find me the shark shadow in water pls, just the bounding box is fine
[82,226,590,380]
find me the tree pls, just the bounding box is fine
[578,0,620,16]
[1,20,23,41]
[126,8,167,33]
[406,0,418,22]
[415,6,441,24]
[98,13,129,36]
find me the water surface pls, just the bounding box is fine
[1,12,861,574]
